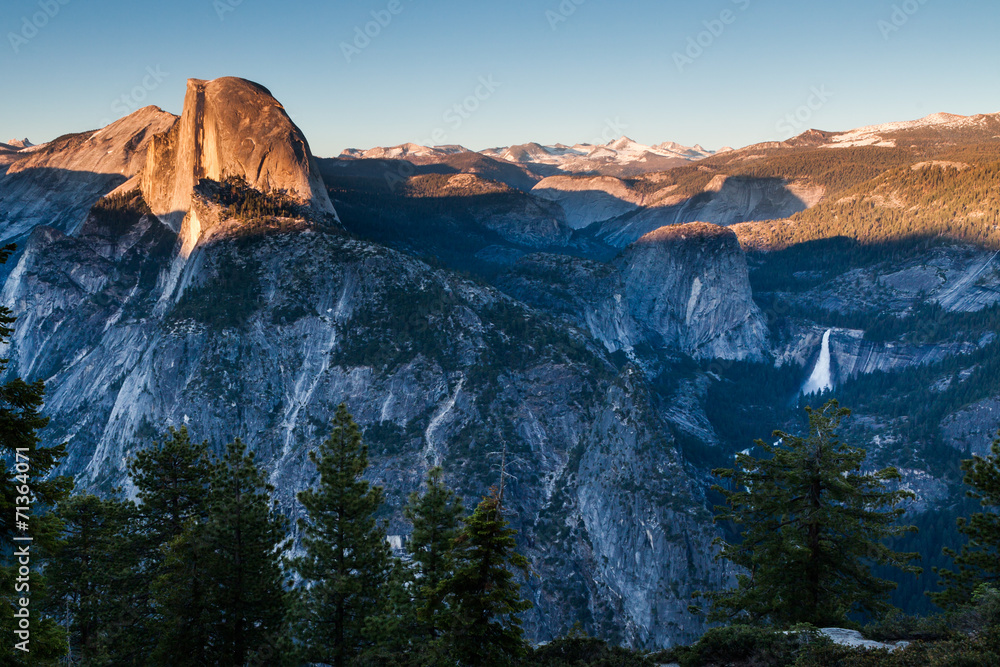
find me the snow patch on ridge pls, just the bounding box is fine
[825,112,995,149]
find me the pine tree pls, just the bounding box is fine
[149,438,291,666]
[0,242,73,666]
[47,494,150,665]
[128,425,214,548]
[365,467,465,665]
[151,520,215,666]
[448,489,532,667]
[703,400,921,627]
[290,403,391,667]
[201,438,290,666]
[933,432,1000,609]
[128,426,215,665]
[358,559,420,665]
[406,466,465,643]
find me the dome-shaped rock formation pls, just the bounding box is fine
[617,222,768,360]
[141,77,337,231]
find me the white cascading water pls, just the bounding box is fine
[801,329,833,395]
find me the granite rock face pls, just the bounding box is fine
[3,201,728,648]
[0,106,176,243]
[941,398,1000,456]
[0,81,734,646]
[531,175,644,230]
[775,325,991,387]
[614,223,768,360]
[495,223,768,362]
[591,176,824,248]
[140,77,337,231]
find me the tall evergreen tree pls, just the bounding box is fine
[201,438,290,665]
[448,489,532,667]
[151,519,215,666]
[128,425,214,548]
[47,494,149,666]
[0,243,73,666]
[365,467,465,665]
[703,400,921,627]
[933,432,1000,609]
[358,559,421,665]
[128,426,215,665]
[405,466,465,644]
[291,403,391,667]
[150,437,292,666]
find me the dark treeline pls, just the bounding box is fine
[210,175,301,222]
[13,405,999,667]
[39,405,547,667]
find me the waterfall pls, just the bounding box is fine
[801,329,833,395]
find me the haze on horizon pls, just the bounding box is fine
[1,0,998,157]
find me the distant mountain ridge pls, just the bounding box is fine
[818,111,1000,148]
[342,136,724,178]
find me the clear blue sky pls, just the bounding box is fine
[1,0,998,157]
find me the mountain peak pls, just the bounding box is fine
[6,137,33,149]
[823,110,1000,149]
[607,136,639,150]
[340,143,467,160]
[141,76,336,231]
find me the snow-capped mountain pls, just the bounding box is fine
[481,136,722,176]
[339,136,724,178]
[340,142,468,160]
[821,111,1000,148]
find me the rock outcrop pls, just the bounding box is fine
[942,397,1000,456]
[613,223,768,360]
[531,175,644,229]
[5,138,33,149]
[591,176,824,247]
[495,223,769,361]
[819,628,910,652]
[140,77,337,231]
[774,325,987,387]
[0,107,176,243]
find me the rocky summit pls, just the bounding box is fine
[141,77,337,231]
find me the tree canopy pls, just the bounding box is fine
[703,400,921,627]
[933,432,1000,609]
